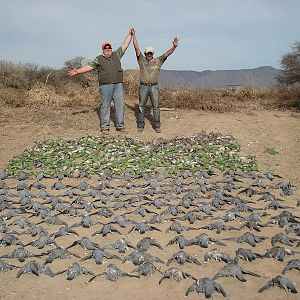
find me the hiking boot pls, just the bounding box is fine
[137,127,144,133]
[101,129,109,135]
[155,127,161,133]
[116,127,126,133]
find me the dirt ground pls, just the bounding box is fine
[0,105,300,300]
[1,105,299,185]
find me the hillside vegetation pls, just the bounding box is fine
[0,60,299,112]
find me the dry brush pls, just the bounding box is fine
[0,62,299,112]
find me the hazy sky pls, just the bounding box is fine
[1,0,299,71]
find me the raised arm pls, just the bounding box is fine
[68,65,94,76]
[162,37,179,59]
[132,28,141,57]
[121,27,133,53]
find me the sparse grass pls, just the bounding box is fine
[0,86,26,107]
[25,83,98,108]
[159,85,300,112]
[264,147,279,155]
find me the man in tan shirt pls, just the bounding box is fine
[132,29,179,133]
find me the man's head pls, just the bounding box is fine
[102,42,113,58]
[144,47,154,61]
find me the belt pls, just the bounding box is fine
[99,82,122,86]
[140,83,158,86]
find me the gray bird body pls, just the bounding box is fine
[0,234,24,246]
[166,221,199,234]
[3,208,25,220]
[59,262,95,280]
[159,267,196,284]
[180,211,205,224]
[213,212,244,222]
[109,215,132,228]
[92,224,121,237]
[262,246,299,262]
[271,233,298,247]
[81,248,121,265]
[1,247,37,262]
[37,215,67,226]
[146,214,167,224]
[235,248,262,261]
[17,261,56,278]
[105,238,136,254]
[8,217,32,229]
[51,226,79,239]
[185,277,227,298]
[67,237,100,250]
[71,216,98,228]
[128,222,161,234]
[132,262,162,276]
[123,250,164,266]
[188,233,226,248]
[213,261,260,282]
[21,225,48,237]
[167,250,201,266]
[90,207,113,218]
[136,237,163,251]
[161,205,184,216]
[285,224,300,236]
[25,234,58,249]
[224,232,267,247]
[282,259,300,274]
[42,247,80,264]
[0,260,19,272]
[88,264,138,282]
[204,248,233,263]
[258,276,297,293]
[166,235,189,249]
[201,221,238,234]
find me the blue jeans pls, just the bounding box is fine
[137,84,160,129]
[99,83,124,130]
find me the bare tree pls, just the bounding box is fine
[277,41,300,86]
[63,56,95,88]
[63,56,86,70]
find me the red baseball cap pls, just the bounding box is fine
[102,41,112,49]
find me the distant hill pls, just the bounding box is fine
[159,66,280,89]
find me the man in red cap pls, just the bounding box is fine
[68,28,133,134]
[132,28,178,133]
